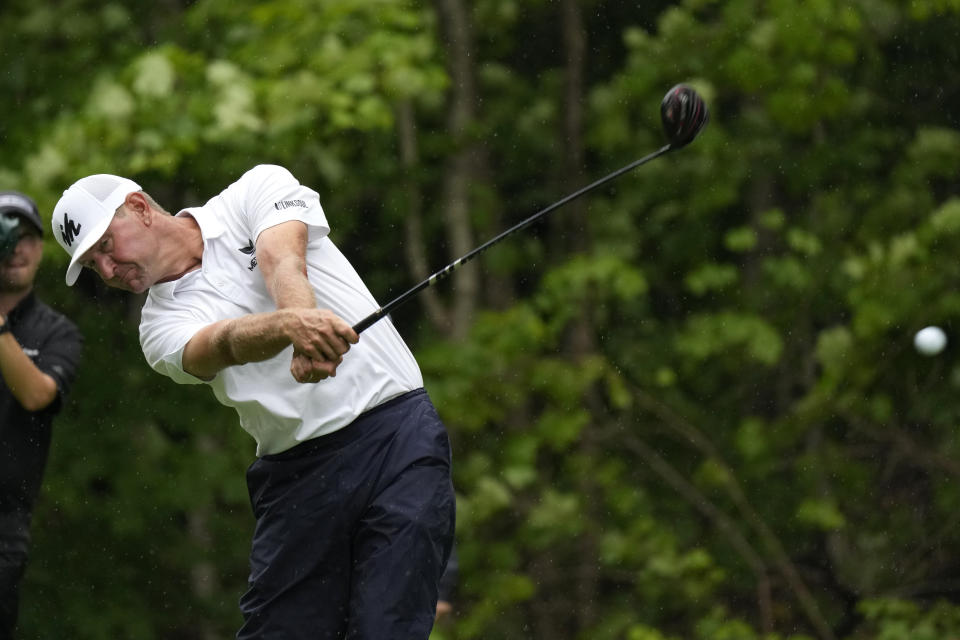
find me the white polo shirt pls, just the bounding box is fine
[139,165,423,455]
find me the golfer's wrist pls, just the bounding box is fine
[277,308,298,343]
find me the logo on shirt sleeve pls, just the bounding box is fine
[273,200,307,210]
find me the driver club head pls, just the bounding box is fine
[660,84,709,149]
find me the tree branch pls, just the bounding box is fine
[631,388,836,640]
[615,427,775,632]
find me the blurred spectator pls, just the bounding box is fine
[0,191,82,639]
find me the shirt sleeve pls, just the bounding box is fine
[36,314,83,410]
[235,165,331,244]
[139,294,214,386]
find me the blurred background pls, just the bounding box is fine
[3,0,960,638]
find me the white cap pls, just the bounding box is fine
[52,174,142,285]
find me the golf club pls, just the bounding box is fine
[352,83,709,334]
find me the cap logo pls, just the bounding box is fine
[59,212,82,247]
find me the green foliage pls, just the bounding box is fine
[695,607,816,640]
[855,599,960,639]
[676,312,784,366]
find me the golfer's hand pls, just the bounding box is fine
[284,309,358,383]
[291,351,336,383]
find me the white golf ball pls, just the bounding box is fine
[914,326,947,356]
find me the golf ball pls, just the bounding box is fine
[914,326,947,356]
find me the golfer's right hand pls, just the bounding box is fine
[283,308,358,383]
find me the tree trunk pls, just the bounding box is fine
[434,0,482,340]
[558,1,604,633]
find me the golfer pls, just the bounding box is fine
[52,166,455,639]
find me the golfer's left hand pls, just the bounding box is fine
[291,350,340,383]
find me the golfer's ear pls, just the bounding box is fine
[125,191,152,222]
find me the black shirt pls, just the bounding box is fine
[0,292,82,515]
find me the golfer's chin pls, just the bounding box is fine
[108,274,151,294]
[127,283,150,294]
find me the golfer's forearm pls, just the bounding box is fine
[257,220,316,310]
[264,254,316,310]
[184,311,294,378]
[221,311,297,363]
[0,333,58,411]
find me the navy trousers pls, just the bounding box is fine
[237,389,456,640]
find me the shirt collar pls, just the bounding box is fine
[148,208,223,299]
[177,207,225,240]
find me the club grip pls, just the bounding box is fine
[352,309,384,334]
